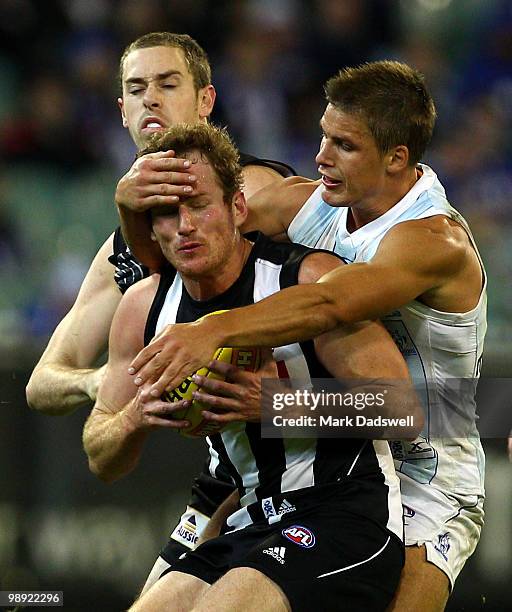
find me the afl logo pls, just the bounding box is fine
[282,525,316,548]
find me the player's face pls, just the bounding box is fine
[118,46,215,149]
[316,104,389,208]
[151,156,243,283]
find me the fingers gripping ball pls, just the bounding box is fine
[162,311,261,437]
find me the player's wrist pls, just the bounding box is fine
[196,312,229,347]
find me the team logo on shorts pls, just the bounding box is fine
[282,525,316,548]
[434,532,451,561]
[263,546,286,564]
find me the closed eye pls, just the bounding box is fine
[331,137,353,151]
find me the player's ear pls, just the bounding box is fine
[198,85,216,120]
[150,229,157,242]
[118,97,128,128]
[231,191,248,228]
[386,145,409,174]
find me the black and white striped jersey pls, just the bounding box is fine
[145,234,403,539]
[109,153,297,294]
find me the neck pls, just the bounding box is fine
[182,237,252,301]
[348,165,421,232]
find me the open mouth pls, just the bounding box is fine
[321,174,343,188]
[141,117,166,133]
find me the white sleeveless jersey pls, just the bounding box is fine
[288,164,487,497]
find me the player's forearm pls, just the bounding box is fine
[210,282,344,349]
[83,406,148,483]
[204,261,401,349]
[117,205,165,270]
[26,365,101,415]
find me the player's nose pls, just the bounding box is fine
[315,139,333,167]
[143,82,162,109]
[177,208,195,234]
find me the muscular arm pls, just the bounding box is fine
[128,217,481,396]
[192,251,421,435]
[241,176,318,239]
[26,235,121,415]
[83,276,189,482]
[218,216,480,345]
[83,278,154,482]
[298,252,421,437]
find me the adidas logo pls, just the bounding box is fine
[263,546,286,564]
[278,499,296,515]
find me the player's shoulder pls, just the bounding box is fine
[123,273,159,300]
[240,153,297,198]
[297,250,344,284]
[280,175,320,194]
[380,215,473,274]
[387,214,472,251]
[118,273,159,316]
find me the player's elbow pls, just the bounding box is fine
[84,441,119,484]
[25,377,74,415]
[25,374,53,414]
[25,377,39,411]
[87,457,118,484]
[82,427,112,483]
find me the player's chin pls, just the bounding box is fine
[176,258,212,279]
[176,264,204,280]
[320,188,348,208]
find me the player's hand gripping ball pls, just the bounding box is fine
[162,311,261,437]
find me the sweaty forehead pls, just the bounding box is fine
[181,153,221,193]
[123,46,192,81]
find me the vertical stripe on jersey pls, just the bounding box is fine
[218,422,261,507]
[281,438,316,491]
[252,253,323,496]
[206,438,221,478]
[253,257,282,301]
[144,267,177,345]
[208,433,246,498]
[155,275,183,335]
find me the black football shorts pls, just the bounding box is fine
[165,486,404,611]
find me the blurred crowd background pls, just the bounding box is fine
[1,0,511,610]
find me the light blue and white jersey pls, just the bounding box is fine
[288,164,487,498]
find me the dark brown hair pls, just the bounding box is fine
[325,60,436,165]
